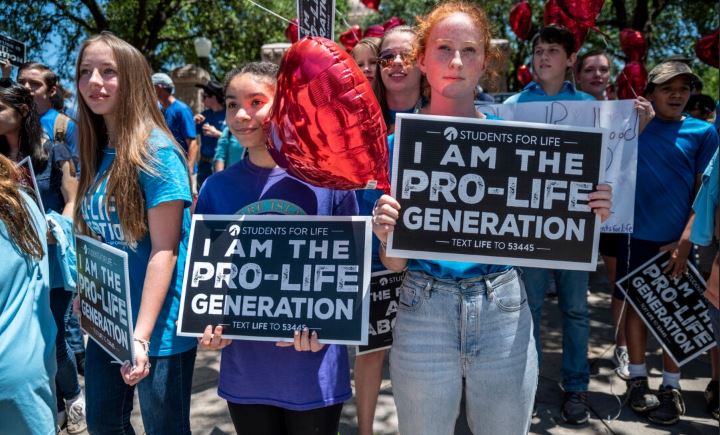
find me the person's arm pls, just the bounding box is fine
[120,200,184,386]
[59,160,78,218]
[634,97,655,133]
[662,174,704,278]
[213,130,229,172]
[186,138,198,174]
[0,59,10,79]
[372,194,408,272]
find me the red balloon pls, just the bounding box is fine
[517,64,533,86]
[383,16,406,32]
[267,37,389,191]
[619,28,647,62]
[361,0,380,11]
[510,1,533,41]
[285,18,299,44]
[695,29,719,68]
[615,61,647,100]
[543,0,589,50]
[339,25,363,51]
[556,0,604,28]
[364,25,385,38]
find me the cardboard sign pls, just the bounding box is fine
[178,215,372,345]
[75,235,135,364]
[356,270,403,355]
[387,113,606,271]
[0,34,26,67]
[483,100,638,233]
[297,0,335,40]
[616,251,716,366]
[16,156,44,214]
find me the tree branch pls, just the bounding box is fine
[134,0,149,38]
[611,0,628,29]
[47,0,96,31]
[78,0,109,30]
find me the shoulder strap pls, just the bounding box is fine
[53,113,71,144]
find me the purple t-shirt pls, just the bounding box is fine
[195,157,357,410]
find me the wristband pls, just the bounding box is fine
[133,337,150,354]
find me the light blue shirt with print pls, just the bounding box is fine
[691,149,719,246]
[80,129,196,356]
[503,81,595,104]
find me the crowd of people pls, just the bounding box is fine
[0,1,718,434]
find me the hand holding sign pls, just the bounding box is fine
[275,327,325,352]
[660,239,693,279]
[120,342,150,386]
[588,183,612,222]
[372,194,401,243]
[199,325,232,350]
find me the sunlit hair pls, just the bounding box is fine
[575,50,611,75]
[351,37,381,59]
[18,62,59,90]
[0,79,48,170]
[0,154,44,259]
[376,26,425,126]
[415,1,500,86]
[222,61,279,97]
[73,31,185,247]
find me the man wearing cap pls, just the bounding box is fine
[193,80,226,188]
[152,72,198,180]
[618,61,718,426]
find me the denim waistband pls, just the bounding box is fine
[404,267,519,296]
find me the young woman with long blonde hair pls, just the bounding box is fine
[73,32,197,434]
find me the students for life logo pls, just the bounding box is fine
[444,126,458,141]
[228,225,241,236]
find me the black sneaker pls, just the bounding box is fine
[648,385,685,425]
[561,391,589,425]
[704,380,719,421]
[626,377,660,413]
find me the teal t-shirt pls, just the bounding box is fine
[80,129,196,356]
[0,191,56,435]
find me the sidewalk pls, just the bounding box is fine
[89,263,718,434]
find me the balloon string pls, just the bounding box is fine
[335,8,361,43]
[596,29,639,99]
[245,0,310,33]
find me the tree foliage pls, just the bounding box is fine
[0,0,717,96]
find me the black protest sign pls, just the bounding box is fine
[0,34,25,67]
[297,0,335,40]
[616,251,715,366]
[356,270,403,355]
[75,235,135,364]
[178,215,372,344]
[387,113,606,271]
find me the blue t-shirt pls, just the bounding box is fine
[503,81,595,104]
[634,116,718,242]
[691,149,719,246]
[80,130,196,356]
[0,191,56,435]
[198,109,226,157]
[213,127,245,166]
[35,141,74,289]
[40,108,78,155]
[162,100,197,153]
[196,156,357,411]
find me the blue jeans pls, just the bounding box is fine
[65,306,85,354]
[390,269,537,435]
[50,288,82,411]
[85,340,197,435]
[521,268,589,392]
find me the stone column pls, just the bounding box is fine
[171,64,211,114]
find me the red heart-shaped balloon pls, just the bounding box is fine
[339,25,363,51]
[510,1,533,41]
[383,16,406,32]
[364,24,385,38]
[615,61,647,99]
[267,37,389,191]
[361,0,380,11]
[619,28,647,62]
[544,0,589,50]
[556,0,604,28]
[695,29,719,68]
[285,18,299,44]
[517,64,533,86]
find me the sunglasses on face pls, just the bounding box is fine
[377,50,413,68]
